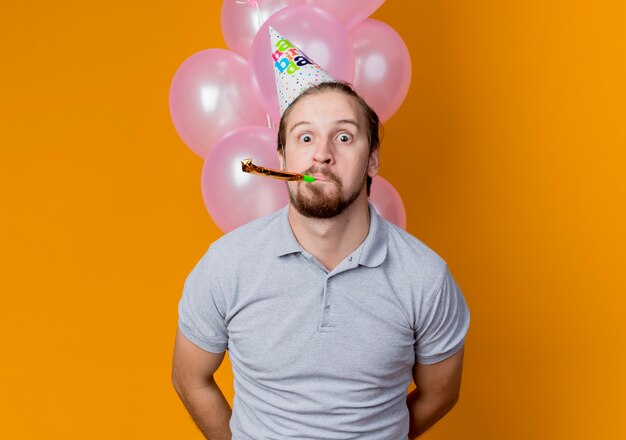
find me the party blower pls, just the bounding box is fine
[241,158,316,182]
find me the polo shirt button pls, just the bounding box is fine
[349,256,353,261]
[325,305,330,312]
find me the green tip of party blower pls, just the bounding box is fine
[303,175,316,182]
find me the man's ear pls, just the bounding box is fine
[367,148,380,178]
[278,149,286,170]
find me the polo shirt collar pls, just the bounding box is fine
[359,203,388,267]
[274,203,388,268]
[274,205,304,257]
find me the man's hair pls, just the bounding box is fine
[277,81,383,195]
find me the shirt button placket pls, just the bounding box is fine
[319,276,330,330]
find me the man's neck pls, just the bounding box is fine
[287,194,371,272]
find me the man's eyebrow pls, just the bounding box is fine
[336,119,360,129]
[289,121,310,134]
[288,119,360,134]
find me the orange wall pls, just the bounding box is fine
[1,1,625,438]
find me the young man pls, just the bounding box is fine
[172,28,470,440]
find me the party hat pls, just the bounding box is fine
[270,26,336,115]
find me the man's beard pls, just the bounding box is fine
[287,165,366,219]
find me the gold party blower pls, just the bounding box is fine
[240,158,316,182]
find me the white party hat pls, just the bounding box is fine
[269,26,336,115]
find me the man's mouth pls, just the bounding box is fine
[305,168,339,184]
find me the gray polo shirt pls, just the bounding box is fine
[178,203,470,440]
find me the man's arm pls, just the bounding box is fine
[172,329,232,440]
[406,345,465,439]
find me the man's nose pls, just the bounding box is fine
[313,138,333,164]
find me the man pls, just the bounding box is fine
[172,29,470,440]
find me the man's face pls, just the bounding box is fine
[278,90,379,218]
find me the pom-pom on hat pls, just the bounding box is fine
[270,26,336,116]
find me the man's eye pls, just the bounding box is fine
[299,134,313,143]
[337,133,352,142]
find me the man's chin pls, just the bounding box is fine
[291,200,347,219]
[289,190,340,218]
[290,188,363,219]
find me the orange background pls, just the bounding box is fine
[1,1,625,438]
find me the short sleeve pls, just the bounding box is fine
[177,250,228,353]
[415,267,470,364]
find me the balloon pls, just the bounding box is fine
[369,176,407,230]
[304,0,385,30]
[250,5,355,123]
[169,49,268,159]
[201,126,289,233]
[221,0,305,59]
[350,19,412,123]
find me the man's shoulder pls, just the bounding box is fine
[184,208,286,296]
[207,206,286,259]
[382,219,448,281]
